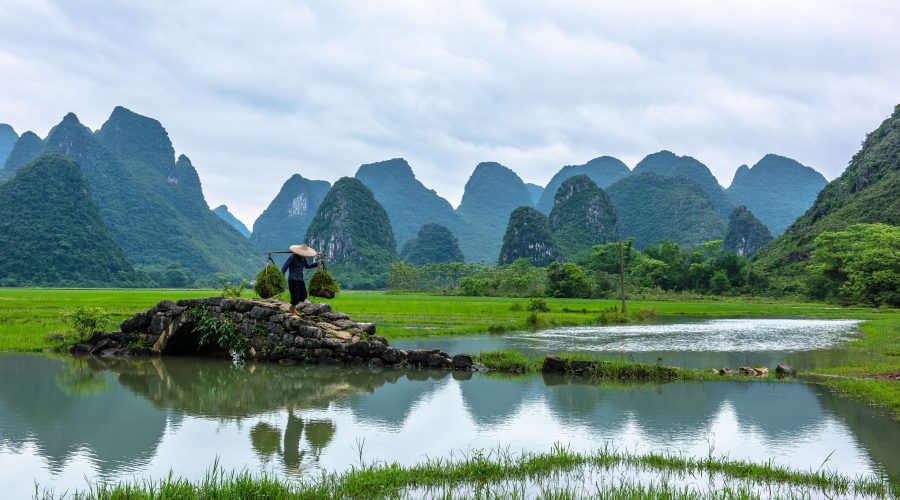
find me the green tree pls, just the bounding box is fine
[809,224,900,306]
[546,262,592,298]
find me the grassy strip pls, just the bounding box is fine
[804,317,900,418]
[53,445,894,499]
[472,350,766,382]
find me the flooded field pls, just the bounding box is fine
[0,353,897,497]
[395,318,871,369]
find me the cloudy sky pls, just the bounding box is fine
[1,0,898,226]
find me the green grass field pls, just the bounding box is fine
[0,288,886,350]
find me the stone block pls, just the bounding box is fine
[120,313,151,334]
[234,301,254,313]
[249,306,273,320]
[149,315,171,335]
[381,348,405,364]
[541,355,567,374]
[266,323,284,336]
[452,354,474,370]
[324,312,350,321]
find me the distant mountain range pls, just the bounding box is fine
[213,205,251,238]
[0,106,852,287]
[727,154,827,235]
[0,107,258,286]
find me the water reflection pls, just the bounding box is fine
[0,354,896,498]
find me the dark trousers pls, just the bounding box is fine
[288,279,308,306]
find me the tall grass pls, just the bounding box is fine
[43,445,895,499]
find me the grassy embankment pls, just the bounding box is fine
[41,445,895,499]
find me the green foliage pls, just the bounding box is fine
[526,298,550,312]
[191,306,250,356]
[254,264,286,299]
[754,105,900,293]
[218,275,248,299]
[545,262,592,298]
[808,224,900,306]
[305,177,399,289]
[498,206,561,266]
[607,172,726,249]
[548,175,618,260]
[309,264,340,299]
[723,206,772,257]
[400,223,465,264]
[62,307,111,343]
[356,158,460,248]
[456,162,534,263]
[727,154,827,235]
[0,154,138,287]
[535,156,630,213]
[250,174,331,257]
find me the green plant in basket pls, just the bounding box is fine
[309,262,340,299]
[254,263,286,299]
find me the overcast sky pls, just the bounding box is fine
[1,1,898,226]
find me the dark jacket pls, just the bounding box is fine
[281,254,317,281]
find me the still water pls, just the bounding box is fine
[0,353,897,497]
[395,318,871,369]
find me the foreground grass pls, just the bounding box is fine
[805,317,900,418]
[45,445,895,499]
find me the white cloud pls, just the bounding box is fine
[0,0,897,226]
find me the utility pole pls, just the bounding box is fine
[618,240,626,315]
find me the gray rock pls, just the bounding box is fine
[569,360,594,375]
[220,299,236,311]
[348,341,371,357]
[296,326,323,339]
[249,306,273,320]
[120,313,151,334]
[353,323,376,335]
[367,341,387,357]
[542,355,567,373]
[452,354,474,370]
[381,348,405,364]
[367,357,384,368]
[266,323,285,336]
[719,368,732,376]
[278,358,298,366]
[149,315,171,335]
[427,353,452,369]
[234,301,254,313]
[324,312,351,321]
[776,364,795,376]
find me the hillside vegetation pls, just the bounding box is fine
[754,104,900,293]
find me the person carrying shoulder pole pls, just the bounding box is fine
[281,244,322,318]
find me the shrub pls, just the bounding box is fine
[546,262,592,298]
[254,264,286,299]
[508,302,524,311]
[62,307,110,343]
[526,298,550,312]
[632,307,657,321]
[598,307,627,325]
[526,312,541,327]
[219,274,247,299]
[191,306,249,356]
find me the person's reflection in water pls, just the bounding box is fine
[282,408,306,473]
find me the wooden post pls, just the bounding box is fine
[618,240,626,315]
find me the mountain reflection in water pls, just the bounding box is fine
[0,354,896,498]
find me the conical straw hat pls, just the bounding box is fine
[289,244,318,257]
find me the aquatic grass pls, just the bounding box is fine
[472,350,775,383]
[47,445,896,499]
